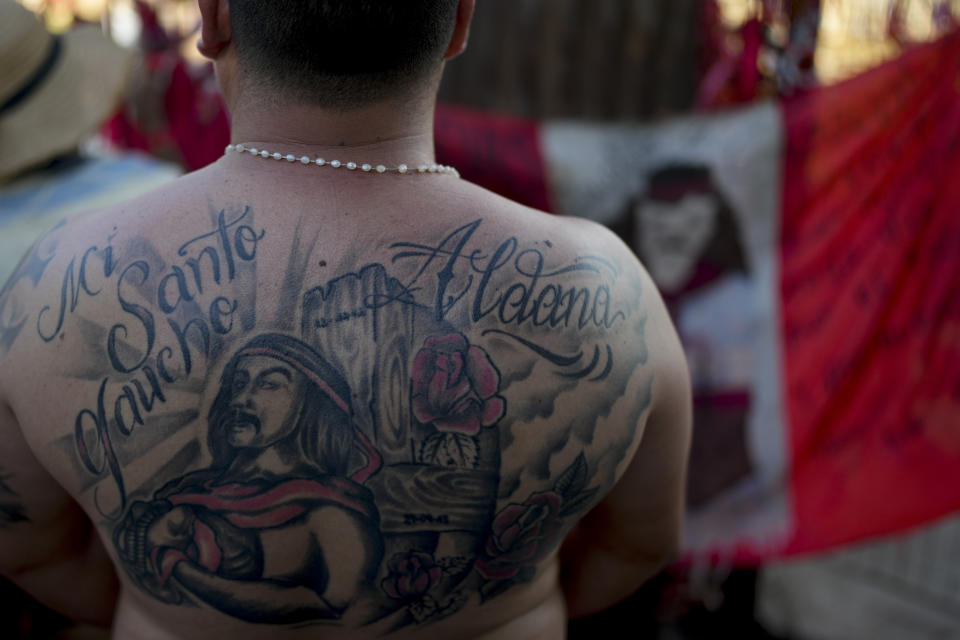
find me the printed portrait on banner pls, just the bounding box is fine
[610,163,756,510]
[543,102,791,555]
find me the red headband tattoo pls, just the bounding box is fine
[236,347,351,415]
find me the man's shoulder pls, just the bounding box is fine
[0,168,203,390]
[455,180,630,251]
[433,182,649,300]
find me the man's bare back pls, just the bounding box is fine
[0,2,690,637]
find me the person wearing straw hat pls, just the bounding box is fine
[0,1,691,637]
[0,0,179,285]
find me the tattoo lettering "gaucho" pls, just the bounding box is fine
[6,212,650,630]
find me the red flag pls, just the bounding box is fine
[436,30,960,562]
[779,30,960,555]
[435,104,552,212]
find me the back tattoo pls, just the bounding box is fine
[2,208,653,630]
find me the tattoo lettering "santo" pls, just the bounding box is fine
[55,208,264,517]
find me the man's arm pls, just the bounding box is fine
[0,399,119,626]
[560,278,692,619]
[154,506,371,623]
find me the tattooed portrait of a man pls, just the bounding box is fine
[114,334,383,622]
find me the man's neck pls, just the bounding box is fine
[227,88,440,168]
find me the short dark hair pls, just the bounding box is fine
[229,0,460,108]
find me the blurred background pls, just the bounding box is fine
[2,1,960,638]
[18,0,960,108]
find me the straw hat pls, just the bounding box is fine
[0,0,133,183]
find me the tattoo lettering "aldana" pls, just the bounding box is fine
[387,218,625,330]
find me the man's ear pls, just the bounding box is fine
[197,0,232,60]
[443,0,475,60]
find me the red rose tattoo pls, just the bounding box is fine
[475,453,599,584]
[474,491,564,580]
[381,551,443,601]
[411,334,506,435]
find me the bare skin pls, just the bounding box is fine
[0,1,691,637]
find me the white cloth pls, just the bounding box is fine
[0,152,180,284]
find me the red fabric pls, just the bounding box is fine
[779,30,960,555]
[435,104,552,212]
[163,61,231,171]
[696,13,764,110]
[737,19,764,101]
[167,477,379,527]
[151,476,378,583]
[102,53,230,172]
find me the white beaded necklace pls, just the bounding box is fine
[225,143,460,178]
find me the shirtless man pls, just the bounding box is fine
[0,1,691,638]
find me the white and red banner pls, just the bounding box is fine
[435,30,960,561]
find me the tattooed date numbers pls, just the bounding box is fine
[403,513,451,526]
